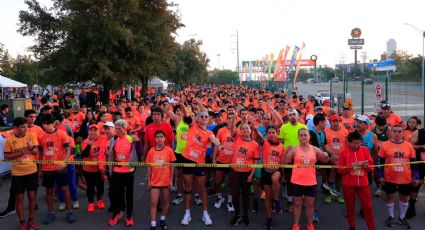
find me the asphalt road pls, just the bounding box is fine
[1,168,425,230]
[296,81,424,120]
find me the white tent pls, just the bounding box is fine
[0,75,27,99]
[148,77,168,89]
[0,75,27,87]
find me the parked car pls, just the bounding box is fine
[332,77,339,82]
[363,78,373,85]
[316,91,338,105]
[305,78,317,83]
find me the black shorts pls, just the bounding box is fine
[174,152,185,168]
[215,161,230,174]
[42,172,68,188]
[261,169,281,186]
[291,184,317,197]
[383,182,411,196]
[181,157,206,177]
[151,186,170,190]
[11,172,38,194]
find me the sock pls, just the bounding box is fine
[399,202,408,219]
[151,221,156,227]
[203,210,208,216]
[288,196,293,203]
[185,209,190,215]
[217,193,223,199]
[386,203,395,218]
[228,195,232,202]
[408,199,416,208]
[160,215,166,221]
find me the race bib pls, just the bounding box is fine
[236,158,245,165]
[44,150,54,157]
[350,169,364,176]
[181,132,188,140]
[333,143,340,151]
[117,153,127,161]
[224,149,233,155]
[303,158,310,165]
[393,166,404,172]
[189,150,199,158]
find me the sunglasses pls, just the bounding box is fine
[199,115,209,119]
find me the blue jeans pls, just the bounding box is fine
[56,164,78,202]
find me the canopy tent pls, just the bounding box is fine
[148,77,168,89]
[0,75,27,99]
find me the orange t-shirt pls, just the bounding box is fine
[125,115,141,133]
[325,128,348,155]
[81,138,107,172]
[216,127,235,164]
[182,124,213,164]
[386,113,403,127]
[340,116,355,133]
[4,133,39,176]
[146,146,176,187]
[291,145,317,186]
[27,125,44,138]
[378,141,415,184]
[262,141,285,171]
[231,134,260,172]
[403,130,414,142]
[39,129,70,171]
[69,112,85,132]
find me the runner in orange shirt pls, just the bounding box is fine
[285,128,329,230]
[324,115,348,204]
[124,107,141,135]
[24,110,44,138]
[340,107,355,132]
[404,116,420,141]
[252,124,285,229]
[380,104,403,127]
[146,130,176,230]
[378,125,418,228]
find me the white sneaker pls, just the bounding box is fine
[194,195,202,205]
[73,201,79,209]
[58,202,66,211]
[214,197,225,209]
[227,202,235,212]
[172,195,184,205]
[181,212,191,226]
[202,213,213,226]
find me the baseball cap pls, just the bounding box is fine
[328,115,341,121]
[356,115,371,125]
[314,106,323,111]
[89,124,99,130]
[323,99,331,104]
[381,104,391,109]
[103,121,115,128]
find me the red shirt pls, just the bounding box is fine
[144,122,174,149]
[337,146,373,187]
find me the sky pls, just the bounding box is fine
[1,0,425,71]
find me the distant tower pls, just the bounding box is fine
[386,39,397,59]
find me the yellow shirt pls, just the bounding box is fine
[4,133,39,176]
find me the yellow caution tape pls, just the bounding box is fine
[0,159,424,169]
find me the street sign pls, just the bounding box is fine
[350,46,363,49]
[348,39,365,45]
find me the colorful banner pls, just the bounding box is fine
[287,46,300,77]
[280,45,291,81]
[273,49,283,79]
[293,42,306,86]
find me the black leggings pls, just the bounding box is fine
[83,171,104,203]
[229,169,252,217]
[110,172,134,216]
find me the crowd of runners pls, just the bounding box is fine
[0,84,424,230]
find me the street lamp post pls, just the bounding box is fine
[404,23,425,120]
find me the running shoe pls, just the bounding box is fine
[27,219,40,230]
[0,208,16,218]
[252,198,259,213]
[227,202,235,212]
[43,212,56,225]
[263,218,272,229]
[324,196,332,204]
[336,196,345,204]
[108,211,123,226]
[159,220,167,229]
[172,195,183,205]
[73,201,80,209]
[292,224,300,230]
[313,210,320,223]
[87,203,95,212]
[214,197,225,209]
[180,212,191,226]
[125,216,134,226]
[20,222,28,230]
[384,216,396,227]
[66,211,76,223]
[58,203,66,211]
[306,223,315,230]
[329,184,340,196]
[97,200,105,209]
[230,214,241,226]
[321,182,331,192]
[397,217,411,229]
[202,213,212,226]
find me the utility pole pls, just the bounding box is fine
[231,31,240,84]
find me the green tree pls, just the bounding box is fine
[319,66,335,81]
[166,39,209,86]
[391,50,421,81]
[0,44,15,78]
[208,69,238,84]
[18,0,182,104]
